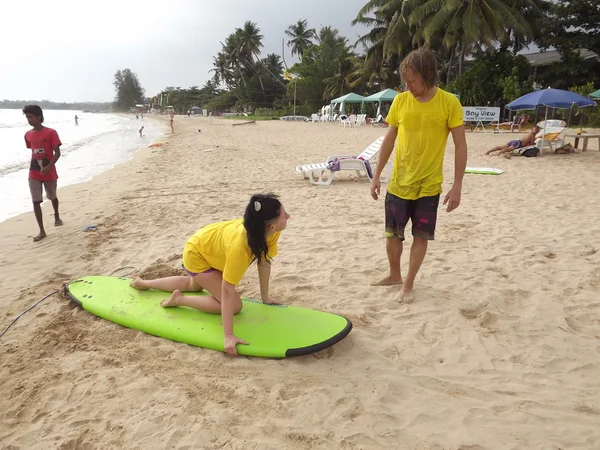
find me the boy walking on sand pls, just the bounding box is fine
[23,105,63,242]
[370,47,468,303]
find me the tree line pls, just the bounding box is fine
[114,0,599,123]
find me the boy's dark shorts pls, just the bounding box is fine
[384,192,440,241]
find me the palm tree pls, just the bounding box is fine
[322,37,355,100]
[237,21,264,63]
[355,0,541,84]
[317,26,347,48]
[405,0,536,75]
[352,1,404,89]
[285,19,316,60]
[212,22,264,90]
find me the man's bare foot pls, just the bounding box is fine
[129,276,149,290]
[161,290,183,308]
[371,276,403,286]
[54,219,63,226]
[33,232,46,242]
[399,285,415,304]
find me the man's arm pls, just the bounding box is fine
[443,124,467,212]
[450,124,467,186]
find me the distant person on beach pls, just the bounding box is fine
[485,126,540,156]
[369,47,467,303]
[130,193,290,356]
[23,105,63,242]
[74,114,78,125]
[169,111,174,133]
[139,126,144,137]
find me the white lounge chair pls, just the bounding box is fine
[295,136,390,185]
[535,119,566,154]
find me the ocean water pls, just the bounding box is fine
[0,109,161,223]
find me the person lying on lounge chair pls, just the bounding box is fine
[485,126,540,156]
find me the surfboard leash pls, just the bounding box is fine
[0,266,138,339]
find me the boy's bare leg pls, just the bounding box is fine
[32,202,46,242]
[399,237,428,304]
[371,236,403,286]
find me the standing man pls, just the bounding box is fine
[23,105,63,242]
[370,47,467,303]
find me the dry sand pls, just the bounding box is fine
[1,115,600,450]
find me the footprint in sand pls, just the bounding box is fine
[460,306,498,329]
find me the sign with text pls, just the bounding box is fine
[463,106,500,123]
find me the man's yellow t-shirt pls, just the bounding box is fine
[183,218,280,286]
[385,88,463,200]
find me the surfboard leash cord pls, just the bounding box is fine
[0,266,137,339]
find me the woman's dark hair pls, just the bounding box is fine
[22,105,44,123]
[243,193,282,264]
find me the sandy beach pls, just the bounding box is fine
[1,115,600,449]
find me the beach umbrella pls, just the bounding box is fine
[506,88,595,143]
[507,88,595,110]
[589,89,600,100]
[191,106,201,110]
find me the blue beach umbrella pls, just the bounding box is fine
[506,88,595,142]
[507,88,595,110]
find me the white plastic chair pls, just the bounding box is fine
[535,119,566,154]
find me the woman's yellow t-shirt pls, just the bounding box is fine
[385,88,464,200]
[183,218,280,285]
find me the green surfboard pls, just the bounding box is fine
[465,166,504,175]
[65,276,352,358]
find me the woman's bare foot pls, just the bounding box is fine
[371,276,402,286]
[129,277,149,290]
[399,285,415,304]
[161,290,183,308]
[33,232,47,242]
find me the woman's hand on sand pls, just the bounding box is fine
[224,334,248,356]
[371,178,381,200]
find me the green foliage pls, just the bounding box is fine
[207,21,286,111]
[533,49,600,91]
[204,91,238,113]
[552,82,600,128]
[536,0,600,55]
[445,50,533,106]
[253,105,313,117]
[285,20,316,61]
[113,69,145,111]
[499,67,530,103]
[153,81,224,114]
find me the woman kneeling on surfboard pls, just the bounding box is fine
[130,193,290,356]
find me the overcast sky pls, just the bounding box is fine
[1,0,370,103]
